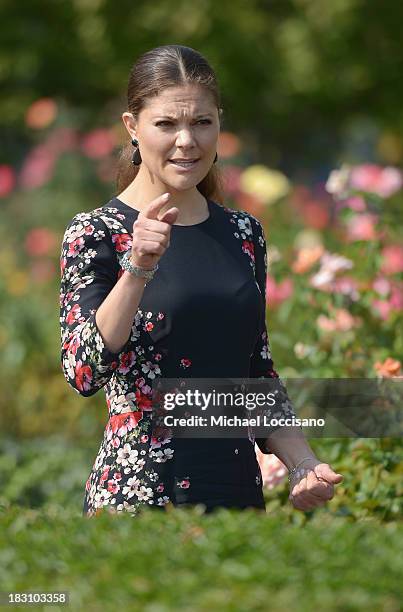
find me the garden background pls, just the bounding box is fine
[0,1,402,610]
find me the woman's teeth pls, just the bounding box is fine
[170,160,198,167]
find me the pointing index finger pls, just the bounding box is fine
[142,193,171,220]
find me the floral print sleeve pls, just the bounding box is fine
[59,211,132,397]
[248,216,301,454]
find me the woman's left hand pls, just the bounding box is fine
[288,458,344,512]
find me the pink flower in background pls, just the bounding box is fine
[255,448,287,489]
[372,300,392,321]
[266,275,294,307]
[343,195,367,212]
[19,144,56,189]
[25,227,58,256]
[222,165,242,195]
[309,251,354,290]
[45,127,78,155]
[349,164,403,198]
[390,282,403,310]
[345,213,379,241]
[332,276,360,301]
[317,308,361,333]
[372,277,391,296]
[0,165,16,197]
[380,245,403,275]
[29,260,57,283]
[81,129,116,159]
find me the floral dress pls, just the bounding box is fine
[59,196,297,517]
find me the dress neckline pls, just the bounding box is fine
[110,196,213,228]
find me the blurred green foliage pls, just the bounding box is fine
[2,0,403,173]
[1,501,402,610]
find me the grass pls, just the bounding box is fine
[1,502,402,612]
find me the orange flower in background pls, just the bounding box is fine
[292,245,325,274]
[235,191,265,217]
[25,97,58,129]
[25,227,58,257]
[373,358,402,378]
[217,131,241,158]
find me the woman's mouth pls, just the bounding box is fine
[169,159,200,170]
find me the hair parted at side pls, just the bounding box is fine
[116,44,225,204]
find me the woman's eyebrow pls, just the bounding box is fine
[154,113,214,120]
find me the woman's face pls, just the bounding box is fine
[123,84,220,192]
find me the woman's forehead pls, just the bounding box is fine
[143,86,216,116]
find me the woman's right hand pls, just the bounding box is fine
[130,192,178,271]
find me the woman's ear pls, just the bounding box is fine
[122,111,138,139]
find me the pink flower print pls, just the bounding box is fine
[74,361,93,393]
[99,466,110,485]
[140,434,149,443]
[68,236,85,257]
[154,353,162,361]
[108,411,142,437]
[107,479,120,494]
[177,479,190,489]
[63,333,80,356]
[135,377,146,388]
[157,312,165,320]
[112,436,120,448]
[180,358,192,369]
[111,233,132,252]
[156,483,165,493]
[145,321,154,332]
[118,351,136,374]
[66,303,82,325]
[242,239,255,261]
[135,388,153,411]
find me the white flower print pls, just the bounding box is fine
[136,486,154,502]
[122,476,141,499]
[116,443,140,467]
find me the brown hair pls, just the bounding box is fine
[116,45,225,204]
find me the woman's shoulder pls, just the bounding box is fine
[62,199,132,240]
[212,199,265,238]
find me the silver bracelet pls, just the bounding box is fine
[120,251,159,284]
[288,456,314,483]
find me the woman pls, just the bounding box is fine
[59,44,343,517]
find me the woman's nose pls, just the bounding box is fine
[176,129,196,147]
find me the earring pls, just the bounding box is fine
[131,138,142,165]
[214,152,218,164]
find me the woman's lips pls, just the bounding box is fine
[169,159,200,171]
